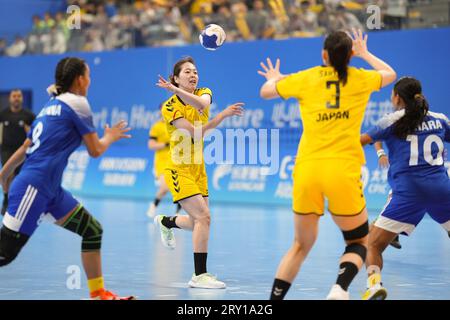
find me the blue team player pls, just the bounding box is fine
[360,77,450,300]
[0,57,134,300]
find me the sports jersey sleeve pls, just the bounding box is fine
[149,123,159,140]
[360,69,382,92]
[68,96,96,136]
[367,123,391,142]
[275,71,307,100]
[162,97,184,125]
[195,87,213,104]
[367,111,405,141]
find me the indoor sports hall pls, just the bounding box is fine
[0,0,449,300]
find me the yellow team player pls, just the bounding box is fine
[258,29,397,300]
[146,110,182,218]
[153,56,243,289]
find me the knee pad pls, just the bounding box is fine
[0,226,29,267]
[62,206,103,252]
[344,243,367,262]
[342,221,369,241]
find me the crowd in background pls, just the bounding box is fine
[0,0,441,57]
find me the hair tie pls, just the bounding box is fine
[414,93,423,100]
[46,84,60,96]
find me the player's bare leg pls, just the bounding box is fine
[362,226,397,300]
[326,208,369,300]
[270,214,319,299]
[147,175,169,218]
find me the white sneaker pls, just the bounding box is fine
[146,203,156,218]
[154,215,176,249]
[188,273,226,289]
[326,284,350,300]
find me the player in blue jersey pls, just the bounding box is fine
[0,57,134,300]
[360,77,450,300]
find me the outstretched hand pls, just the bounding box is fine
[258,58,283,81]
[350,28,369,58]
[222,102,244,118]
[104,120,132,142]
[378,155,390,169]
[156,75,177,93]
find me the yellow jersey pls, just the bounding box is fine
[161,87,212,167]
[276,66,382,164]
[149,120,170,175]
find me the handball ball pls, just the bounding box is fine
[199,24,226,50]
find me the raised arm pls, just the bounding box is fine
[156,75,211,111]
[258,58,287,99]
[83,120,131,158]
[351,28,397,88]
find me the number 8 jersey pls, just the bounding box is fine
[276,66,382,164]
[20,92,96,197]
[368,110,450,197]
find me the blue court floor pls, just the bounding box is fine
[0,197,449,300]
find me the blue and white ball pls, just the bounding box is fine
[199,24,226,50]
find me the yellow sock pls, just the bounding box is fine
[88,276,105,294]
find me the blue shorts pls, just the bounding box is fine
[375,191,450,236]
[2,177,79,236]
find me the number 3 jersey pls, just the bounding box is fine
[19,92,96,197]
[276,66,382,164]
[367,111,450,198]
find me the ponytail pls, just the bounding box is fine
[324,31,352,85]
[392,78,429,139]
[46,84,60,96]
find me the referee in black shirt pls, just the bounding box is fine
[0,89,35,216]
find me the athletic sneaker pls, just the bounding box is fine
[188,273,226,289]
[90,289,136,300]
[362,283,387,300]
[154,215,176,249]
[389,235,402,249]
[146,203,156,218]
[362,273,387,300]
[326,284,349,300]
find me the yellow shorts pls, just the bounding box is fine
[292,159,366,216]
[164,164,208,203]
